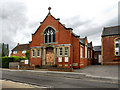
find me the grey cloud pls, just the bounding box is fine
[63,14,117,46]
[63,15,92,29]
[0,1,28,52]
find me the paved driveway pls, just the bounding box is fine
[74,65,118,78]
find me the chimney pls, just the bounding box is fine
[18,43,19,46]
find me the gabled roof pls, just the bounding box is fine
[80,37,87,45]
[102,25,120,37]
[32,12,73,36]
[88,42,92,49]
[72,32,80,38]
[93,46,101,52]
[12,44,29,51]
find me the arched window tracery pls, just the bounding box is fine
[44,27,55,43]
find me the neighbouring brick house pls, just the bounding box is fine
[79,37,93,68]
[29,8,93,69]
[102,25,120,65]
[11,43,29,57]
[93,46,101,65]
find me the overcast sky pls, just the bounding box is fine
[0,0,119,54]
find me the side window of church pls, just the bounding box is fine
[65,47,69,56]
[44,27,55,43]
[59,48,62,56]
[37,50,40,56]
[32,50,35,57]
[115,38,120,56]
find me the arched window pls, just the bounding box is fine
[44,27,55,43]
[115,38,120,56]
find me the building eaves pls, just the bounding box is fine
[12,44,29,51]
[102,25,120,37]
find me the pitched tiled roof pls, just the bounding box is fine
[80,37,87,44]
[102,25,120,37]
[12,44,29,51]
[88,42,92,49]
[72,32,80,38]
[93,46,101,51]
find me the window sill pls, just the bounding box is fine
[44,42,57,44]
[114,55,120,57]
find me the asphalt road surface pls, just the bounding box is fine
[2,70,118,88]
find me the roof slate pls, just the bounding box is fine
[102,25,120,37]
[80,37,87,44]
[12,44,29,51]
[93,46,101,51]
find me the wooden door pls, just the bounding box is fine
[46,47,54,65]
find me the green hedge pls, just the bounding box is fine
[0,56,27,68]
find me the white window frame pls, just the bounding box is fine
[115,39,120,56]
[32,49,35,57]
[85,46,87,58]
[88,50,90,58]
[13,51,17,54]
[64,47,69,56]
[37,49,40,57]
[80,47,83,58]
[22,50,26,54]
[59,48,62,56]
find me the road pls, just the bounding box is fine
[2,70,118,88]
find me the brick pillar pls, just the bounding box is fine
[42,47,46,65]
[53,47,56,64]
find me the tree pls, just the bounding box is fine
[2,43,5,57]
[25,50,29,59]
[1,43,9,57]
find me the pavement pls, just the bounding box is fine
[74,65,118,78]
[2,65,119,84]
[1,80,36,88]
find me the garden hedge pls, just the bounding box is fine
[0,56,27,68]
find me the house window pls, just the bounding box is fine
[80,47,83,58]
[59,48,62,56]
[65,47,69,56]
[88,50,90,58]
[115,38,120,56]
[32,50,35,57]
[44,27,55,43]
[85,46,87,58]
[37,50,40,56]
[22,50,26,53]
[13,51,17,54]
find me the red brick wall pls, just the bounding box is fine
[102,36,120,65]
[11,50,27,57]
[29,14,93,69]
[79,44,93,69]
[71,34,80,69]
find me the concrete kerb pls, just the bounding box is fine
[2,69,118,83]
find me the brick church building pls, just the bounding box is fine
[102,25,120,65]
[29,7,93,69]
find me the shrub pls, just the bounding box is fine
[0,56,27,68]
